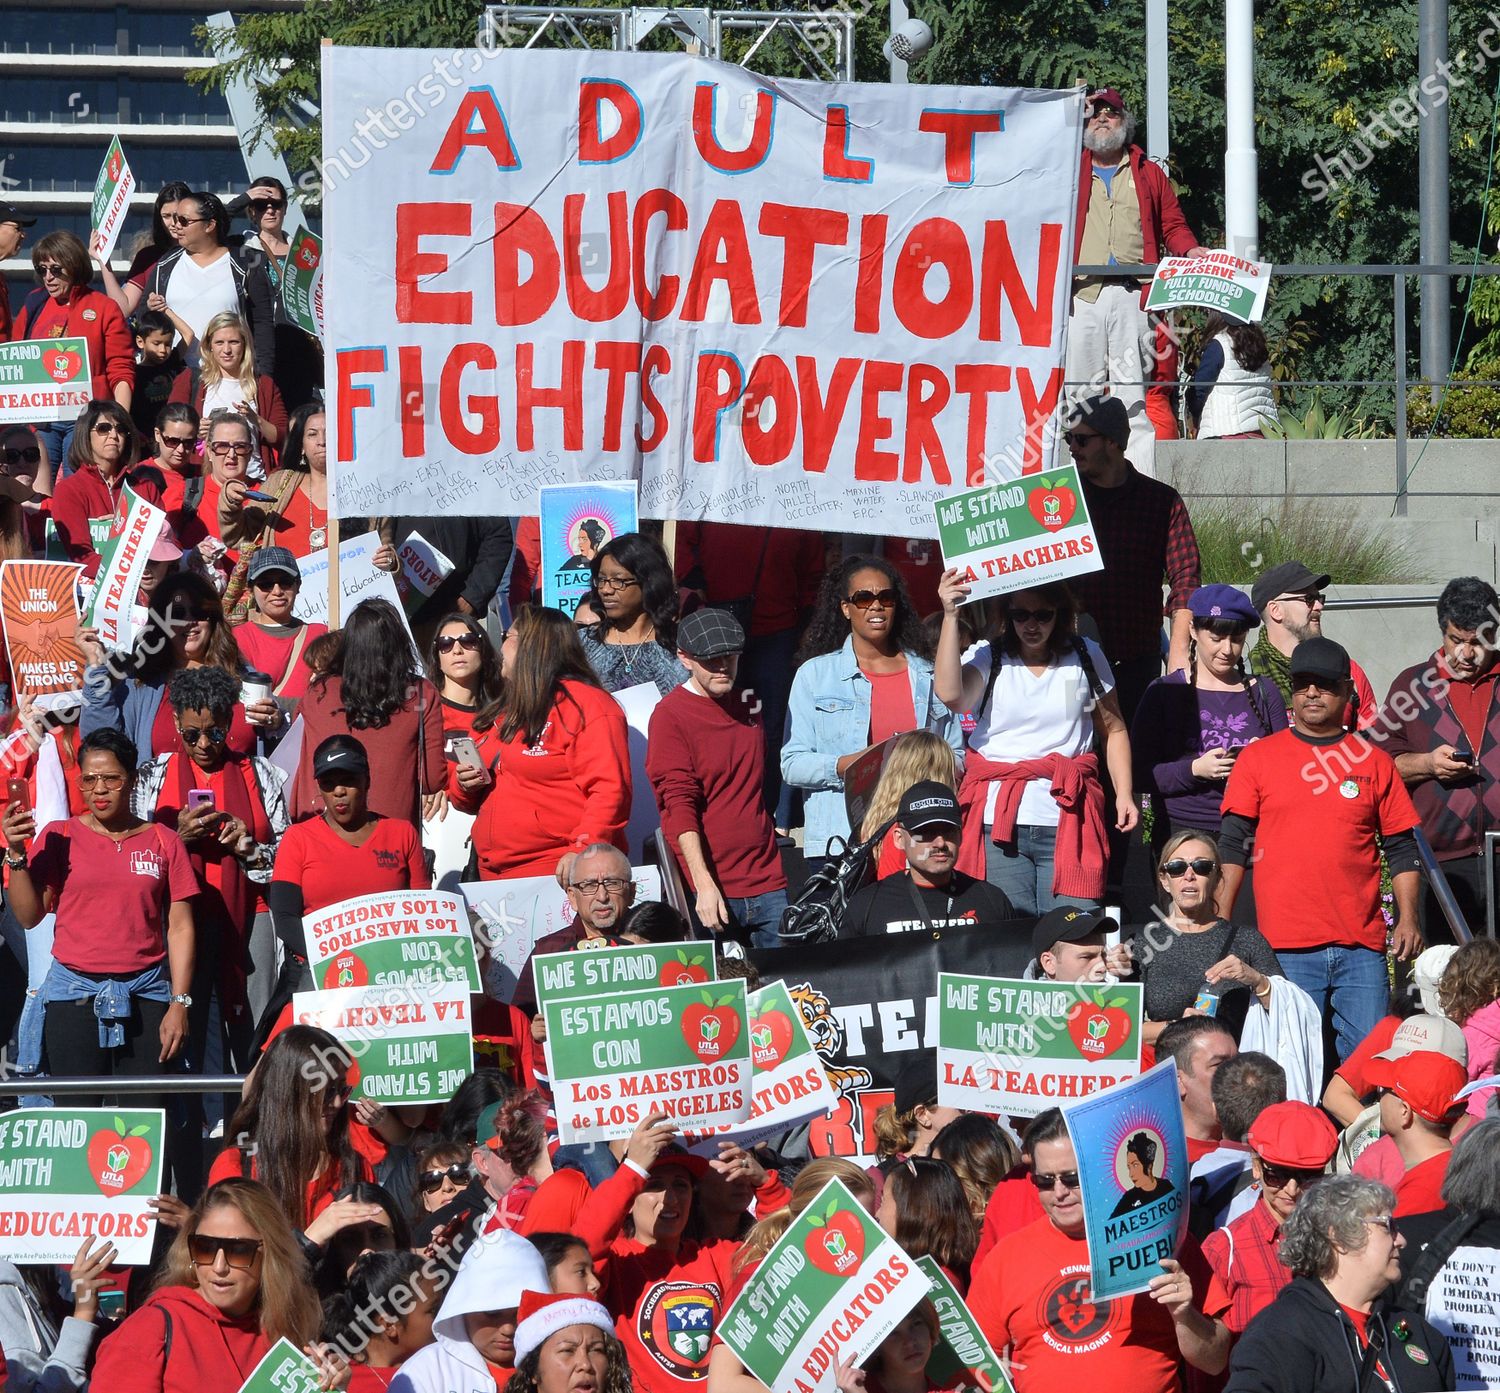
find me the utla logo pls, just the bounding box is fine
[87,1117,153,1195]
[42,349,82,384]
[681,992,742,1063]
[1026,476,1078,530]
[804,1200,865,1276]
[107,154,121,182]
[748,1006,794,1071]
[658,949,710,988]
[322,952,368,988]
[296,240,320,272]
[1065,993,1133,1059]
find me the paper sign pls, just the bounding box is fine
[293,532,383,621]
[539,481,639,617]
[534,941,716,1011]
[545,978,753,1144]
[84,486,167,651]
[239,1339,325,1393]
[688,978,837,1151]
[394,529,455,614]
[0,340,94,426]
[917,1256,1016,1393]
[615,680,662,862]
[282,229,325,339]
[933,466,1104,604]
[0,560,86,705]
[841,736,895,842]
[303,890,480,993]
[1064,1059,1188,1302]
[1144,251,1272,323]
[293,980,474,1104]
[0,1108,165,1264]
[90,136,135,264]
[1424,1244,1500,1388]
[937,974,1142,1119]
[718,1178,928,1393]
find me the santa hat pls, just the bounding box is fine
[513,1290,615,1366]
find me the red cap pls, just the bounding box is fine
[1246,1101,1339,1169]
[1088,88,1126,114]
[648,1145,709,1179]
[1366,1050,1468,1124]
[512,1290,614,1365]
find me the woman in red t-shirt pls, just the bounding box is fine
[209,1025,374,1232]
[455,605,630,881]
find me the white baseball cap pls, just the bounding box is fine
[1373,1012,1468,1067]
[1412,945,1459,1018]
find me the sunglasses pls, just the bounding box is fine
[166,214,206,227]
[1030,1169,1081,1191]
[1,447,40,466]
[435,632,481,654]
[419,1162,470,1194]
[1008,607,1056,624]
[1292,674,1343,693]
[209,441,252,456]
[178,725,227,747]
[189,1233,263,1269]
[1063,430,1101,446]
[846,588,898,610]
[1161,857,1217,877]
[37,263,67,279]
[252,574,299,591]
[159,434,196,450]
[79,772,126,790]
[1260,1161,1325,1191]
[92,422,127,437]
[1276,592,1325,606]
[248,197,287,212]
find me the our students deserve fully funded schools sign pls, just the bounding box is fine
[321,47,1079,533]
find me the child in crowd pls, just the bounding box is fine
[130,308,182,441]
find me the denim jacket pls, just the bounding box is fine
[781,638,963,856]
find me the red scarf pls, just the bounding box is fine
[956,751,1107,900]
[168,752,271,1019]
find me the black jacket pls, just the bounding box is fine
[144,243,277,376]
[1225,1275,1454,1393]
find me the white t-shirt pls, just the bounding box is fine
[964,636,1115,827]
[164,252,239,366]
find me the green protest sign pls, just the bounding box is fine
[533,941,716,1010]
[916,1256,1015,1393]
[293,980,474,1104]
[238,1338,324,1393]
[1144,251,1271,323]
[0,339,94,427]
[545,979,752,1144]
[688,979,835,1151]
[0,1108,165,1264]
[937,973,1142,1119]
[719,1178,929,1393]
[933,466,1103,603]
[304,890,480,992]
[281,229,324,338]
[91,136,136,264]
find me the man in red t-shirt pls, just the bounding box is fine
[1219,636,1424,1062]
[1367,1050,1467,1217]
[969,1109,1227,1393]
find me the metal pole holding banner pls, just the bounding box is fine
[1414,826,1472,944]
[0,1074,246,1098]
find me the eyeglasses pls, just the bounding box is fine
[1,447,40,467]
[209,441,252,456]
[252,575,298,592]
[178,725,227,747]
[92,422,127,438]
[1063,430,1102,446]
[1161,857,1217,877]
[1008,607,1056,624]
[1259,1161,1325,1191]
[37,263,67,279]
[166,214,205,227]
[188,1233,263,1270]
[1276,592,1325,606]
[78,772,126,790]
[1030,1169,1081,1191]
[419,1162,470,1194]
[435,632,481,654]
[595,574,639,592]
[569,877,631,895]
[846,588,898,610]
[248,197,287,212]
[158,434,196,451]
[1363,1215,1400,1240]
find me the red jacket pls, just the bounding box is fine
[49,460,167,576]
[1074,145,1199,302]
[11,285,135,401]
[91,1286,274,1393]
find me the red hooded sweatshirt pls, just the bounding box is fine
[91,1285,273,1393]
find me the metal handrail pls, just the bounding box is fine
[0,1074,245,1097]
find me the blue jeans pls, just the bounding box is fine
[984,824,1100,918]
[33,420,76,479]
[728,889,789,950]
[0,907,54,1087]
[1277,945,1389,1064]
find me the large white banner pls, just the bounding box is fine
[322,47,1079,534]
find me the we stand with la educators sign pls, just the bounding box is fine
[322,48,1078,534]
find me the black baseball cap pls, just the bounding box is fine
[1250,560,1331,615]
[313,734,370,781]
[897,780,961,832]
[0,203,36,228]
[1032,905,1118,961]
[1289,636,1351,685]
[893,1051,939,1114]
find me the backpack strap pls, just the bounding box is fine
[1069,635,1107,701]
[1396,1209,1482,1310]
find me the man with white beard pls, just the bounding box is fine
[1068,88,1206,474]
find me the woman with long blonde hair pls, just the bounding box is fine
[169,311,288,454]
[860,728,960,877]
[90,1178,333,1393]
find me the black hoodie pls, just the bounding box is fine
[1224,1275,1454,1393]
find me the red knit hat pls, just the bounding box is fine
[512,1290,614,1365]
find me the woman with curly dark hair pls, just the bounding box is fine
[577,531,688,697]
[291,597,446,826]
[782,554,962,861]
[1190,311,1275,441]
[1441,936,1500,1120]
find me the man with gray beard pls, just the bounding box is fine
[1069,88,1205,474]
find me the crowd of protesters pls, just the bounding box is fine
[2,90,1500,1393]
